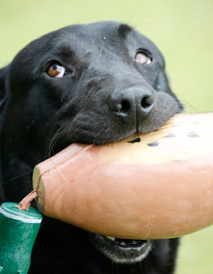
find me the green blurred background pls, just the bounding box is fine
[0,0,212,273]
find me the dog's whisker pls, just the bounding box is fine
[48,126,68,157]
[92,127,109,144]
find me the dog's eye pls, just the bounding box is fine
[135,51,152,65]
[47,64,67,78]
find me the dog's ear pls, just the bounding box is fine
[0,66,9,130]
[155,69,172,94]
[156,69,184,112]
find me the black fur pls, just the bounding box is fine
[0,21,182,273]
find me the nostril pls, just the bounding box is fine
[120,100,131,113]
[141,95,154,109]
[108,87,154,118]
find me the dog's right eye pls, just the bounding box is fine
[47,63,67,78]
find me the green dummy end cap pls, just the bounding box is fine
[0,202,42,274]
[0,202,42,223]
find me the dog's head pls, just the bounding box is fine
[1,21,182,156]
[0,21,181,268]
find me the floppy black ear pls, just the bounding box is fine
[0,66,9,131]
[155,69,172,94]
[156,69,184,112]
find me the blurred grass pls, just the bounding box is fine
[0,0,212,273]
[177,226,213,274]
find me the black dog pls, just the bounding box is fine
[0,21,183,273]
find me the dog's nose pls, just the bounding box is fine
[107,86,154,123]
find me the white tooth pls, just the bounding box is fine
[106,236,115,241]
[132,240,138,244]
[120,241,126,245]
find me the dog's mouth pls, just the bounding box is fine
[91,234,152,264]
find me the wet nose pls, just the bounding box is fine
[107,86,154,123]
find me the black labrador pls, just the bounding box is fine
[0,21,183,273]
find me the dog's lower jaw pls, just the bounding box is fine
[103,242,152,264]
[92,234,152,264]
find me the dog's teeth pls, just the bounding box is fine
[120,241,126,246]
[106,236,115,241]
[132,240,138,244]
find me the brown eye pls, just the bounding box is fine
[135,51,152,64]
[47,63,67,78]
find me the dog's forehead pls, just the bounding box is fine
[55,22,132,52]
[55,21,163,60]
[58,21,132,43]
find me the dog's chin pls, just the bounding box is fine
[90,233,152,264]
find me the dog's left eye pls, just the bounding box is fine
[47,63,67,78]
[135,51,152,65]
